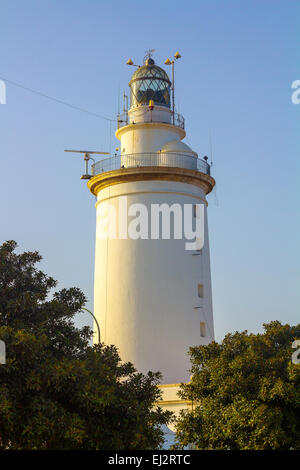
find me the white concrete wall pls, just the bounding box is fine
[93,180,214,384]
[158,384,193,433]
[120,152,197,170]
[118,124,184,155]
[129,105,172,125]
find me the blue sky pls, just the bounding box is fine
[0,0,299,342]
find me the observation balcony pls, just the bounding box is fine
[91,152,210,176]
[117,111,185,130]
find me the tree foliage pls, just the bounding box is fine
[0,241,171,449]
[175,322,300,450]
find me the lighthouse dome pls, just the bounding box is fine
[160,140,198,157]
[129,59,171,109]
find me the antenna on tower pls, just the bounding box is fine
[209,129,213,167]
[164,51,182,125]
[123,91,128,123]
[144,49,155,62]
[117,86,121,127]
[64,149,109,179]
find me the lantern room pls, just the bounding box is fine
[129,58,171,109]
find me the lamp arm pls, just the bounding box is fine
[81,307,101,344]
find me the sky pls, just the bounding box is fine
[0,0,299,343]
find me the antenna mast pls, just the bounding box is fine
[164,52,182,125]
[64,149,109,179]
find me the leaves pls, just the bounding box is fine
[0,241,171,449]
[175,322,300,450]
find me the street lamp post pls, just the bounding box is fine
[165,52,182,125]
[81,307,101,344]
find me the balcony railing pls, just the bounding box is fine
[91,152,210,176]
[117,111,185,130]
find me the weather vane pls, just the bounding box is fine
[144,49,155,62]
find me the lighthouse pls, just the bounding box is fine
[87,53,215,413]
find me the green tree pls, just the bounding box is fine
[175,322,300,450]
[0,241,171,449]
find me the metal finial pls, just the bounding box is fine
[144,49,155,62]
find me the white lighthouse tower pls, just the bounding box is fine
[88,53,215,414]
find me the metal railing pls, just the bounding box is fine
[91,152,210,176]
[117,111,185,130]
